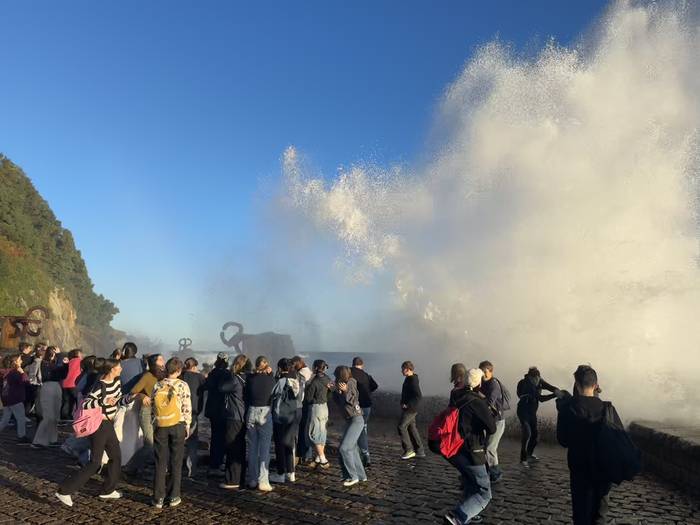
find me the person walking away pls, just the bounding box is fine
[32,347,69,448]
[516,367,559,466]
[55,359,133,507]
[0,354,31,443]
[333,366,367,486]
[151,357,191,508]
[292,355,312,463]
[350,357,378,466]
[304,359,332,468]
[218,354,250,489]
[124,353,165,477]
[398,361,425,459]
[245,356,275,492]
[60,349,83,421]
[478,360,510,482]
[119,342,144,394]
[181,357,205,478]
[444,367,496,525]
[203,353,231,476]
[26,344,45,420]
[270,358,302,484]
[556,365,631,525]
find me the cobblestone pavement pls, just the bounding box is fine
[1,422,699,524]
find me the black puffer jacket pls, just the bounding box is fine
[220,373,246,421]
[516,376,557,416]
[449,386,497,463]
[204,366,232,419]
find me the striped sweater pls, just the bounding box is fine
[83,377,132,420]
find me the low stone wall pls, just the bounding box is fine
[629,421,700,497]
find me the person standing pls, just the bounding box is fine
[124,353,165,476]
[350,357,378,466]
[292,355,312,463]
[398,361,425,460]
[119,342,144,394]
[181,357,205,478]
[333,366,367,486]
[151,357,191,509]
[218,354,250,489]
[304,359,331,468]
[0,354,31,443]
[270,358,302,484]
[60,349,83,421]
[444,367,496,525]
[557,365,625,525]
[245,356,275,492]
[516,367,559,466]
[203,353,231,476]
[26,344,45,419]
[55,359,132,507]
[32,347,68,448]
[478,360,509,482]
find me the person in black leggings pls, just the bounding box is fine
[516,367,559,466]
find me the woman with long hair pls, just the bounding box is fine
[55,359,133,507]
[333,365,367,486]
[245,356,275,492]
[218,354,251,489]
[203,353,231,476]
[304,359,332,468]
[32,348,69,448]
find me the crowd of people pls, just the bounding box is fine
[0,341,635,525]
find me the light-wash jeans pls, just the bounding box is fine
[486,419,506,467]
[246,406,273,486]
[449,454,492,523]
[358,407,371,458]
[0,403,26,438]
[308,403,328,445]
[339,415,367,482]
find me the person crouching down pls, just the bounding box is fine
[151,357,192,509]
[444,366,496,525]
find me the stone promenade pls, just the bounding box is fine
[0,423,698,524]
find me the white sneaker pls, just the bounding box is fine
[520,461,530,468]
[401,451,416,460]
[286,472,296,482]
[98,490,122,499]
[258,483,273,492]
[269,473,286,484]
[343,479,359,487]
[55,493,73,507]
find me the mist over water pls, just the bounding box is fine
[281,1,699,421]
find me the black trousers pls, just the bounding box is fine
[153,423,186,501]
[208,416,226,469]
[61,387,78,420]
[397,410,423,454]
[570,471,611,525]
[297,405,312,460]
[273,414,300,475]
[58,420,121,496]
[224,419,247,485]
[518,411,538,461]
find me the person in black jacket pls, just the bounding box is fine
[351,357,378,466]
[557,365,619,525]
[516,367,559,465]
[444,365,496,525]
[398,361,424,459]
[218,354,250,489]
[203,353,232,476]
[181,358,205,478]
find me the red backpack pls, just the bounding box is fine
[428,406,464,458]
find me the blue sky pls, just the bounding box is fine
[0,0,608,350]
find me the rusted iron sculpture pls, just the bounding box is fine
[0,305,50,349]
[178,337,193,353]
[220,322,244,354]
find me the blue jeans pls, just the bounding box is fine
[448,454,492,522]
[339,416,367,482]
[358,407,371,458]
[246,406,272,486]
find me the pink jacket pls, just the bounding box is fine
[62,357,82,389]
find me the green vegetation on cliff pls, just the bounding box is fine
[0,154,118,329]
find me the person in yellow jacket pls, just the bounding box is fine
[150,357,191,509]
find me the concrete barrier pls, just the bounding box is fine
[629,421,700,497]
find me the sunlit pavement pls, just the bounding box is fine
[0,422,698,524]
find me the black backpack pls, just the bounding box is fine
[593,402,641,484]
